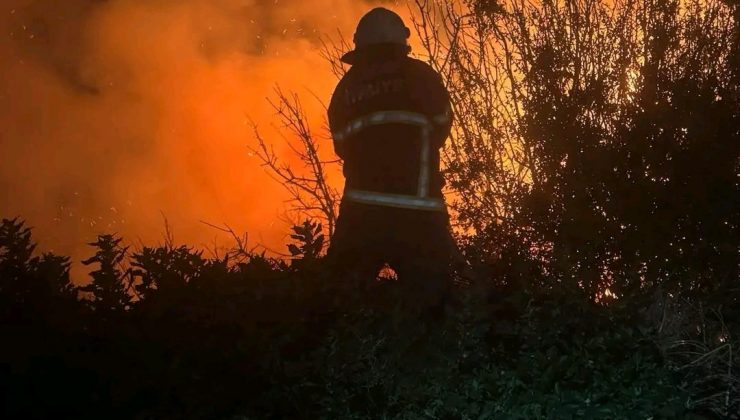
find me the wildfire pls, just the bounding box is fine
[0,0,407,281]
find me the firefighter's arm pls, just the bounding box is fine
[414,62,453,148]
[328,84,348,160]
[429,72,453,148]
[431,96,453,148]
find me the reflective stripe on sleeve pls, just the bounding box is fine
[344,189,445,212]
[432,105,452,125]
[417,125,431,197]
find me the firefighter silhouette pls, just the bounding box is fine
[327,7,460,308]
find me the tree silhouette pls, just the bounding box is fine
[411,0,738,298]
[0,218,77,321]
[287,219,325,264]
[132,244,205,299]
[79,234,132,313]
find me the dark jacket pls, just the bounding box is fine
[328,50,453,204]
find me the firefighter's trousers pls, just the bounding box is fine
[326,200,458,308]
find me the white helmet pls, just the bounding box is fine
[341,7,411,64]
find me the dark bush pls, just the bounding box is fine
[0,218,737,419]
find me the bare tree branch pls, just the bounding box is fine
[249,87,340,247]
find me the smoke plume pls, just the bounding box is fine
[0,0,401,280]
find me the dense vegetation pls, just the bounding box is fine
[2,0,739,418]
[0,217,737,419]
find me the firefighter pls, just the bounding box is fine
[326,7,459,311]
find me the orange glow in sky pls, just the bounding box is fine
[0,0,411,281]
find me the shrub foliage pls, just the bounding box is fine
[0,217,737,419]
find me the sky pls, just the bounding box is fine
[0,0,408,280]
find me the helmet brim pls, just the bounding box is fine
[340,50,359,65]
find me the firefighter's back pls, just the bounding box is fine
[329,55,449,199]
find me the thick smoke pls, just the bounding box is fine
[0,0,399,280]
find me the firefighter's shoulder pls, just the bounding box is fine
[328,68,356,114]
[403,57,444,83]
